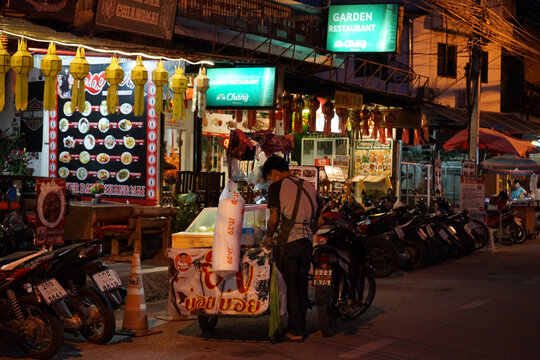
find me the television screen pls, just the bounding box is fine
[327,4,401,53]
[206,67,276,109]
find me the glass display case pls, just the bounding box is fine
[171,205,268,248]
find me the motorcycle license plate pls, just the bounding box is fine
[426,225,435,238]
[395,226,405,240]
[92,269,122,292]
[36,279,68,305]
[463,223,473,236]
[313,268,332,286]
[514,218,522,226]
[418,228,427,241]
[438,229,449,241]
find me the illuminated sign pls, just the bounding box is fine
[206,67,276,109]
[326,4,402,52]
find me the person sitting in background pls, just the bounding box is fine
[510,180,527,200]
[494,190,510,211]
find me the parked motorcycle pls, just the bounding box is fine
[0,250,65,358]
[312,210,376,337]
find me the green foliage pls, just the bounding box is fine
[0,133,27,171]
[364,190,387,201]
[172,192,200,232]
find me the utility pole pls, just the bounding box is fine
[468,0,483,165]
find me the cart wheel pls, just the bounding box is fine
[198,316,218,332]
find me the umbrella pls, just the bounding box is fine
[443,127,535,157]
[481,154,540,175]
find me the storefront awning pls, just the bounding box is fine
[423,104,540,134]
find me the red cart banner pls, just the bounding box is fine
[167,247,271,316]
[35,178,66,247]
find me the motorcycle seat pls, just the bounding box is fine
[368,212,387,220]
[0,250,36,268]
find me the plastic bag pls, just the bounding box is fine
[212,180,245,276]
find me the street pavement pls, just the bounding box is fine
[1,238,540,359]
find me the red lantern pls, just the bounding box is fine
[336,108,348,135]
[385,110,394,139]
[282,91,293,133]
[308,96,319,132]
[322,98,334,136]
[360,105,371,137]
[293,94,304,134]
[236,109,243,123]
[371,106,381,140]
[269,109,276,130]
[247,110,256,128]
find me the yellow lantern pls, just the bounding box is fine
[0,40,11,112]
[11,38,34,111]
[40,42,62,112]
[170,66,188,122]
[70,46,89,112]
[131,55,148,117]
[105,55,124,114]
[152,60,168,115]
[192,66,210,117]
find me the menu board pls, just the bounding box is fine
[49,62,158,203]
[289,166,318,189]
[355,139,392,176]
[35,178,66,247]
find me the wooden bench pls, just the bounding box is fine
[132,206,178,260]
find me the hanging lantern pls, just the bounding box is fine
[308,96,318,132]
[11,38,34,111]
[170,66,188,122]
[131,55,148,117]
[360,105,371,137]
[282,91,293,133]
[40,42,62,112]
[69,46,89,112]
[402,128,410,145]
[322,98,334,136]
[371,106,381,140]
[247,109,256,128]
[105,55,124,115]
[351,109,361,139]
[192,66,210,117]
[336,108,348,135]
[152,60,169,115]
[0,40,11,112]
[235,109,243,123]
[293,94,304,134]
[385,109,395,139]
[422,114,429,142]
[414,129,425,146]
[268,109,276,130]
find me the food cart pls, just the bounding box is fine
[167,204,273,331]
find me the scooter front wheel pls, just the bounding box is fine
[77,286,116,344]
[364,236,399,278]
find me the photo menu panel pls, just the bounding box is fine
[50,62,158,203]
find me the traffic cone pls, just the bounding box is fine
[485,228,496,252]
[119,254,161,336]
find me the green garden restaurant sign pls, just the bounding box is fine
[206,67,276,109]
[326,4,403,52]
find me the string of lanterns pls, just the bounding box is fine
[0,30,214,118]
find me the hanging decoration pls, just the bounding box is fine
[11,39,34,111]
[414,129,425,146]
[192,66,210,118]
[268,109,276,130]
[69,46,89,112]
[336,108,348,135]
[0,40,11,112]
[379,114,387,144]
[422,114,429,142]
[385,109,395,139]
[282,91,293,133]
[371,106,381,140]
[170,66,188,122]
[104,55,124,115]
[351,109,361,139]
[308,96,318,132]
[360,105,371,137]
[131,55,148,117]
[293,94,304,134]
[235,109,243,123]
[322,98,334,136]
[247,109,257,129]
[402,128,410,145]
[152,60,169,116]
[40,42,62,112]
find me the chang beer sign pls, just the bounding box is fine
[206,67,276,109]
[327,4,403,52]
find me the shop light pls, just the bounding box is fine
[0,29,214,66]
[532,140,540,147]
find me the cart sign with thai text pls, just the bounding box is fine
[460,176,485,219]
[35,178,66,246]
[327,4,402,52]
[95,0,177,40]
[206,67,276,109]
[50,61,159,204]
[167,247,271,316]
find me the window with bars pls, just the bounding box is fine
[301,137,349,166]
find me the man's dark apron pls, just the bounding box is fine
[276,177,315,269]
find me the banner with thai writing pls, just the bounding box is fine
[50,61,159,204]
[167,247,271,316]
[35,178,66,246]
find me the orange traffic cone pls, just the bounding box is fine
[120,254,161,336]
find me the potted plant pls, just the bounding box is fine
[90,182,105,204]
[5,149,33,176]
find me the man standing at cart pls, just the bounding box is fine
[262,155,320,341]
